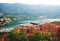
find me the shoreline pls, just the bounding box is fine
[0,28,15,32]
[0,19,60,32]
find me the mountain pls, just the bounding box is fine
[0,3,3,13]
[0,3,60,17]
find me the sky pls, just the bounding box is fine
[0,0,60,5]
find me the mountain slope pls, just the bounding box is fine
[0,3,60,17]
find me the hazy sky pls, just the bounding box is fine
[0,0,60,5]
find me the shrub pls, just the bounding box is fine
[19,35,28,41]
[7,30,28,41]
[28,31,41,41]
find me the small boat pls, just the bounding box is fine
[30,22,39,25]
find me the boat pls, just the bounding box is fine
[30,22,39,25]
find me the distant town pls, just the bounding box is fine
[0,13,17,26]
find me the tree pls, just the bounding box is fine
[57,27,60,41]
[28,31,41,41]
[19,35,28,41]
[7,30,28,41]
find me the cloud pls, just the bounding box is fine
[0,0,60,5]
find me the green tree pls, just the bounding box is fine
[7,30,28,41]
[28,31,41,41]
[57,27,60,41]
[18,35,28,41]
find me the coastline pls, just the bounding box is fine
[0,19,60,32]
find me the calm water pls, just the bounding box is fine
[0,17,40,29]
[0,16,60,30]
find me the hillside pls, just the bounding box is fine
[0,3,60,17]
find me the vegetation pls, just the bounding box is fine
[57,27,60,41]
[7,30,28,41]
[1,21,60,41]
[6,30,52,41]
[28,31,41,41]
